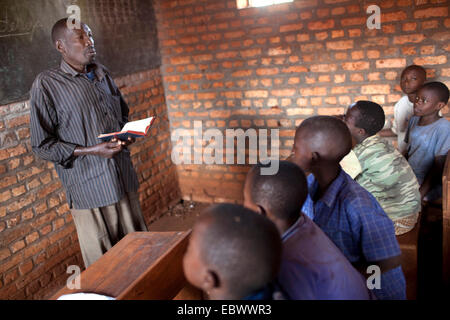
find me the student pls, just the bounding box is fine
[244,161,372,300]
[392,65,426,153]
[290,116,406,300]
[405,81,450,202]
[343,101,421,235]
[182,203,283,300]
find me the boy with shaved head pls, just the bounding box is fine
[244,161,371,300]
[183,204,283,300]
[343,101,421,235]
[290,116,406,300]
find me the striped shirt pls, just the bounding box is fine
[30,60,139,209]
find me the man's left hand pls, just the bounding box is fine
[113,137,136,148]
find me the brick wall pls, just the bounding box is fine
[155,0,450,203]
[0,67,180,299]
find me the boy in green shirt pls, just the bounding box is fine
[343,101,421,235]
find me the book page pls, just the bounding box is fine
[121,117,154,133]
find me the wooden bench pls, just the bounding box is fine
[51,231,202,300]
[443,151,450,288]
[396,212,421,300]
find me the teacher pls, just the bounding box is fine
[30,18,147,268]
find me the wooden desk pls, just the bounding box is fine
[397,212,421,300]
[51,231,193,300]
[443,151,450,287]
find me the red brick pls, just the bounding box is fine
[361,84,391,94]
[414,7,448,19]
[256,68,279,76]
[286,108,314,116]
[326,40,353,50]
[271,89,296,97]
[308,20,335,30]
[382,11,408,22]
[10,240,26,253]
[280,23,303,32]
[413,55,447,65]
[18,259,34,276]
[341,17,366,26]
[393,34,425,44]
[245,90,268,98]
[6,115,29,128]
[342,61,370,70]
[376,58,406,68]
[282,66,308,73]
[4,268,19,285]
[268,47,291,56]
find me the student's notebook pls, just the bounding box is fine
[98,116,156,142]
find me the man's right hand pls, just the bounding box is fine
[73,139,123,159]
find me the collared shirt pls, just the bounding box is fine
[302,169,400,263]
[278,214,370,300]
[353,135,421,221]
[30,60,139,209]
[301,169,406,299]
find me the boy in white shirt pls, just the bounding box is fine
[392,65,426,154]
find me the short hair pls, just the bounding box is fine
[402,65,426,80]
[295,116,352,162]
[198,204,281,297]
[248,161,307,222]
[350,100,385,136]
[420,81,450,104]
[51,18,69,45]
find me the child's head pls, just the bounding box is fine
[183,203,282,300]
[344,101,385,143]
[290,116,352,174]
[413,81,449,118]
[400,65,426,96]
[244,161,308,233]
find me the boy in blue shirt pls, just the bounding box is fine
[290,116,406,300]
[405,81,450,202]
[183,203,283,300]
[244,161,372,300]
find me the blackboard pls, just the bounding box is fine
[0,0,160,105]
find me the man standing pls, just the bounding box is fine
[30,18,147,268]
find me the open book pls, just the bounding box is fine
[98,116,156,142]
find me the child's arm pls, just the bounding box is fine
[419,154,447,200]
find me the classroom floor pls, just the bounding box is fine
[148,200,447,300]
[147,200,209,232]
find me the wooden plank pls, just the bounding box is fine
[117,231,191,300]
[51,231,191,300]
[443,151,450,287]
[396,212,421,300]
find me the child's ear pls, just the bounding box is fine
[436,101,447,111]
[203,270,221,291]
